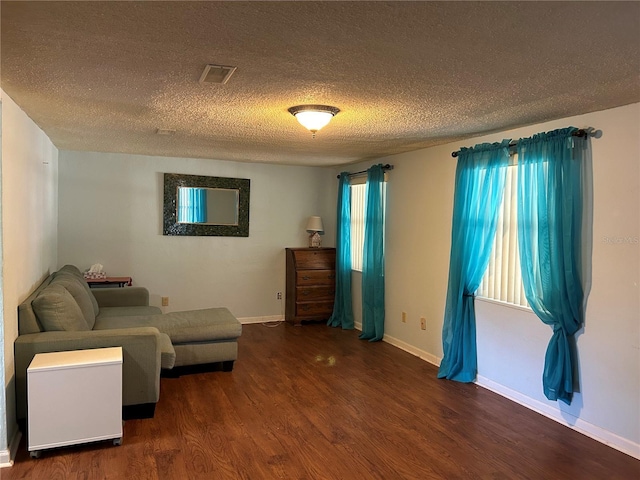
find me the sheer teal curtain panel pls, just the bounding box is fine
[517,127,587,405]
[359,164,386,342]
[328,173,355,329]
[438,141,510,382]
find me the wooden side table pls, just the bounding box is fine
[86,277,132,288]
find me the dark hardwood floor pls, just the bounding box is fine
[4,323,639,479]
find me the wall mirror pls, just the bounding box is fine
[176,187,239,225]
[163,173,250,236]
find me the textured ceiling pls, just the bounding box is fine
[1,1,639,167]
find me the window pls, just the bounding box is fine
[350,183,366,272]
[350,181,386,272]
[476,160,529,308]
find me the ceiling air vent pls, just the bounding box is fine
[199,64,237,84]
[156,128,176,136]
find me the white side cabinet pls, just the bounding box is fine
[27,347,123,458]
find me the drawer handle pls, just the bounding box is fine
[327,274,335,279]
[301,305,311,311]
[302,290,311,296]
[302,276,311,280]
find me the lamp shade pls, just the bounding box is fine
[294,111,333,132]
[306,216,324,233]
[288,105,340,135]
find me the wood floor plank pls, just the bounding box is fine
[3,323,639,479]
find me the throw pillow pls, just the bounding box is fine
[32,284,89,332]
[55,265,100,316]
[51,273,97,329]
[57,264,84,278]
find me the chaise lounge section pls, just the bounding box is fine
[15,265,242,421]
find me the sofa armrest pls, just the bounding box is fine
[14,327,162,421]
[92,287,150,307]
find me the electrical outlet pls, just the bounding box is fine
[277,292,282,300]
[420,317,427,330]
[402,311,407,323]
[162,296,169,306]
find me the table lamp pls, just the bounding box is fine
[306,216,324,248]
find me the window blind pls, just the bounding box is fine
[477,163,529,308]
[350,183,366,272]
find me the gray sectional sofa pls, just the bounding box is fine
[15,265,242,420]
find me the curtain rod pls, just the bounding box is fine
[450,128,595,158]
[336,164,394,179]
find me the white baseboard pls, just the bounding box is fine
[382,332,442,367]
[357,322,639,460]
[354,322,442,367]
[355,322,441,367]
[0,430,22,468]
[390,331,640,460]
[0,449,9,468]
[476,375,640,460]
[238,315,284,325]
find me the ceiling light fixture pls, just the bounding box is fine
[288,105,340,137]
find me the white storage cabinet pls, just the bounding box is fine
[27,347,123,458]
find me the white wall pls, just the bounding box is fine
[0,91,59,464]
[57,152,336,319]
[475,104,639,457]
[343,103,640,457]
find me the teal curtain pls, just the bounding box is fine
[359,164,386,342]
[328,173,354,329]
[178,187,208,223]
[517,127,586,404]
[438,141,510,382]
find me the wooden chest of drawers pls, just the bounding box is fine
[285,248,336,326]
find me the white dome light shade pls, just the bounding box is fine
[288,105,340,135]
[295,110,333,132]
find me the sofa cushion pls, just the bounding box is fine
[159,309,242,343]
[17,274,55,335]
[93,307,242,344]
[173,341,237,368]
[158,333,177,369]
[51,273,96,329]
[56,265,100,316]
[32,284,91,332]
[57,264,84,277]
[97,306,162,319]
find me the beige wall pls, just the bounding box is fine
[341,103,640,457]
[0,91,59,458]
